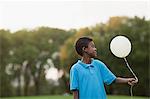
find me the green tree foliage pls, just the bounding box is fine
[0,27,73,97]
[0,30,14,97]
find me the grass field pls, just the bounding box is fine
[0,95,149,99]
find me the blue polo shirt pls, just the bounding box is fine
[70,59,116,99]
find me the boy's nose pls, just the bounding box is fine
[94,48,97,51]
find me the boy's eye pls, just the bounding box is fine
[91,45,95,48]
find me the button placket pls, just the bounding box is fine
[89,65,94,74]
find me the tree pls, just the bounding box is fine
[0,30,13,96]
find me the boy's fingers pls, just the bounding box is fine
[131,80,138,84]
[127,78,137,85]
[128,82,132,86]
[129,78,136,81]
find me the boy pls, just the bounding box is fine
[70,37,138,99]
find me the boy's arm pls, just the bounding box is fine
[73,90,79,99]
[115,77,138,85]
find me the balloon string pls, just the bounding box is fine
[123,58,138,80]
[130,85,133,99]
[123,57,138,99]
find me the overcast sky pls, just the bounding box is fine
[0,0,149,32]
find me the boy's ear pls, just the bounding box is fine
[82,47,87,52]
[82,47,85,52]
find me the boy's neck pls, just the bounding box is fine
[81,56,92,64]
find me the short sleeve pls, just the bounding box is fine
[100,62,116,85]
[70,67,79,91]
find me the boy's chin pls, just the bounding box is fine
[91,54,97,58]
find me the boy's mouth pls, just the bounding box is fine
[94,51,97,55]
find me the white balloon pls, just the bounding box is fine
[110,36,131,58]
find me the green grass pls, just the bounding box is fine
[0,95,148,99]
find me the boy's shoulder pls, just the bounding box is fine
[93,59,104,65]
[92,59,107,69]
[70,60,81,70]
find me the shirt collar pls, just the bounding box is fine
[78,59,94,68]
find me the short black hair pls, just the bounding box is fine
[75,37,93,56]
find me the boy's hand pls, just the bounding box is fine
[115,77,138,85]
[127,78,138,86]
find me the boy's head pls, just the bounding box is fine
[75,37,97,58]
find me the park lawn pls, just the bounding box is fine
[0,95,148,99]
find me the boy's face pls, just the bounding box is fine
[84,41,97,58]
